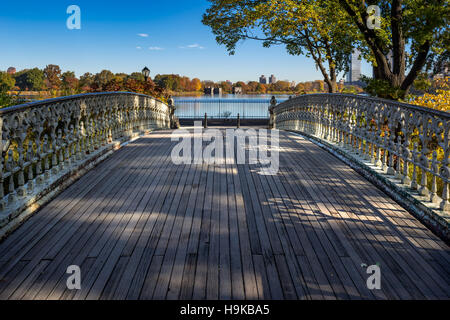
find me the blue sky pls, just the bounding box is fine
[0,0,371,83]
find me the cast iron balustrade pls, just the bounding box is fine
[0,92,171,223]
[273,94,450,218]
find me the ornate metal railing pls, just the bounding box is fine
[0,92,171,224]
[273,93,450,217]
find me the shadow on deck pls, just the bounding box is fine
[0,129,448,300]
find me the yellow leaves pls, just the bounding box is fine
[410,77,450,112]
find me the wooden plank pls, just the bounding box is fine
[192,161,214,300]
[112,138,190,300]
[0,128,448,300]
[139,255,164,300]
[285,133,449,297]
[35,134,175,300]
[0,136,157,299]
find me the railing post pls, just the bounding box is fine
[237,113,240,128]
[269,96,277,129]
[204,113,208,128]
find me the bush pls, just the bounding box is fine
[361,75,405,100]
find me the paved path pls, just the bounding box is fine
[0,129,448,300]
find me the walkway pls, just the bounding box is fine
[0,129,448,300]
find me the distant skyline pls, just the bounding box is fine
[0,1,372,83]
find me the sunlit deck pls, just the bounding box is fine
[0,129,448,300]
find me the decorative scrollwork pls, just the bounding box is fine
[0,92,171,214]
[274,93,450,214]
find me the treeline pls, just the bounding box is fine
[0,66,356,99]
[0,65,164,99]
[153,74,344,94]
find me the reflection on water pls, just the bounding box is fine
[173,94,290,119]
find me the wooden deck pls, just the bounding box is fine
[0,128,448,300]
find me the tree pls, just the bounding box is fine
[295,82,305,93]
[61,71,79,94]
[234,81,248,93]
[273,80,291,92]
[338,0,449,99]
[128,72,145,82]
[43,64,62,90]
[219,81,232,93]
[191,78,202,91]
[105,76,125,92]
[14,68,45,91]
[153,74,181,91]
[202,0,356,92]
[93,70,115,91]
[79,72,94,91]
[0,71,15,92]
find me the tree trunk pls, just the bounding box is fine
[338,0,431,99]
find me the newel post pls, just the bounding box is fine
[168,96,176,129]
[269,96,277,129]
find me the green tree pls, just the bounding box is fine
[202,0,356,92]
[14,68,45,91]
[338,0,449,99]
[0,71,15,92]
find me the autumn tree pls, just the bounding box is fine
[0,72,15,92]
[43,64,62,90]
[61,71,79,94]
[191,78,202,91]
[128,72,145,82]
[93,70,115,91]
[219,81,232,93]
[79,72,94,91]
[338,0,449,98]
[202,0,356,93]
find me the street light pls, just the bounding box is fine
[142,66,150,81]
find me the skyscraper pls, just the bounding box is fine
[346,49,361,83]
[259,75,267,84]
[269,74,276,84]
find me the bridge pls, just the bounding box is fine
[0,92,448,300]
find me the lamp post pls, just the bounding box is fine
[142,66,150,82]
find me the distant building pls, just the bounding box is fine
[259,75,267,84]
[7,67,16,75]
[346,49,361,83]
[290,81,296,88]
[433,61,449,80]
[269,75,276,84]
[232,87,242,94]
[204,87,222,95]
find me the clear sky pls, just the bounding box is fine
[0,0,371,83]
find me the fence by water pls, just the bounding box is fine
[173,96,288,119]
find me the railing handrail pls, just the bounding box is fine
[0,92,172,226]
[273,93,450,233]
[275,93,450,119]
[0,91,167,115]
[174,98,287,103]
